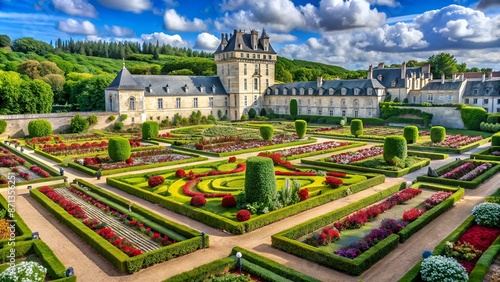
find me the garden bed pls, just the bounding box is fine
[407,134,490,154]
[470,146,500,161]
[106,158,385,235]
[271,182,464,276]
[267,141,366,160]
[30,180,207,274]
[416,159,500,189]
[164,246,320,282]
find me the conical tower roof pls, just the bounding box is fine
[106,67,144,90]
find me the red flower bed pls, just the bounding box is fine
[29,165,50,178]
[327,171,347,177]
[236,210,251,221]
[324,176,343,188]
[327,147,383,164]
[39,186,87,219]
[125,158,134,165]
[273,141,353,158]
[221,195,237,208]
[299,188,309,201]
[275,171,316,176]
[257,152,298,171]
[148,175,165,187]
[190,195,207,207]
[455,224,500,273]
[423,191,452,210]
[402,208,425,222]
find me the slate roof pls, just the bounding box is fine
[269,79,385,96]
[214,30,277,55]
[463,79,500,97]
[106,68,227,95]
[372,67,430,88]
[420,80,465,91]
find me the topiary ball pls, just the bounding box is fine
[492,132,500,146]
[236,209,251,221]
[148,175,165,187]
[403,126,419,144]
[383,136,407,165]
[422,250,433,259]
[295,120,307,139]
[350,119,363,137]
[142,121,159,140]
[259,125,274,141]
[28,119,52,137]
[420,255,468,282]
[190,195,207,207]
[430,126,446,143]
[108,137,131,161]
[471,202,500,227]
[221,194,237,208]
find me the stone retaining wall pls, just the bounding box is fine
[397,106,465,129]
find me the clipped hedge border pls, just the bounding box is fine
[416,159,500,189]
[310,132,386,143]
[271,182,405,276]
[34,149,64,163]
[301,157,430,177]
[407,150,448,160]
[107,163,385,234]
[0,194,32,247]
[164,257,236,282]
[276,142,367,161]
[171,138,316,157]
[407,137,491,154]
[470,146,500,162]
[30,182,206,274]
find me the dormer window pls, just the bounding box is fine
[200,86,205,93]
[486,89,490,94]
[274,88,279,95]
[308,88,313,95]
[341,88,347,95]
[319,89,324,95]
[354,88,360,95]
[367,88,372,95]
[473,89,478,94]
[283,88,288,95]
[266,88,271,95]
[212,85,216,93]
[165,84,170,93]
[377,74,383,81]
[292,88,296,95]
[300,88,305,95]
[239,44,242,49]
[391,80,397,87]
[329,88,334,95]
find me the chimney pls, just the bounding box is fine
[377,62,384,69]
[482,73,486,82]
[489,72,493,80]
[165,84,170,93]
[250,29,258,50]
[430,73,433,80]
[184,84,189,93]
[401,61,406,79]
[259,28,270,51]
[441,73,445,84]
[317,76,323,88]
[367,65,373,79]
[460,73,464,81]
[452,74,456,83]
[149,84,153,93]
[220,33,228,50]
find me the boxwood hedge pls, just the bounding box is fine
[295,120,307,138]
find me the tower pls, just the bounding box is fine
[213,29,277,120]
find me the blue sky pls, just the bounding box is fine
[1,0,499,69]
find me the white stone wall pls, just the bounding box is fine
[398,106,465,129]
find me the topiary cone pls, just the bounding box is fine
[244,156,277,204]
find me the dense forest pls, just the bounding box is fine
[0,34,495,115]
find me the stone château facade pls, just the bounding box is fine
[105,29,500,124]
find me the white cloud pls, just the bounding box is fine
[194,32,220,50]
[163,0,178,6]
[104,25,135,37]
[58,18,97,35]
[140,32,190,48]
[313,0,386,30]
[267,33,297,43]
[52,0,97,17]
[367,0,399,7]
[164,9,207,31]
[477,0,500,11]
[97,0,151,13]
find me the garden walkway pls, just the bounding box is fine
[2,138,498,282]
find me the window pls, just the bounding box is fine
[367,88,372,95]
[427,94,433,103]
[484,99,489,104]
[283,88,288,95]
[200,86,205,93]
[275,108,279,114]
[266,88,271,95]
[131,117,134,123]
[265,79,269,88]
[298,99,302,106]
[329,88,334,95]
[318,99,322,105]
[419,95,422,103]
[329,109,334,116]
[354,88,359,95]
[368,111,372,117]
[473,98,478,104]
[266,64,269,76]
[244,79,247,91]
[439,95,444,101]
[224,97,228,106]
[227,66,230,76]
[486,89,490,94]
[300,88,305,95]
[354,110,359,117]
[298,108,302,115]
[448,95,453,102]
[227,79,230,91]
[391,81,396,87]
[257,54,260,59]
[308,88,313,95]
[209,97,213,107]
[193,98,198,108]
[157,98,163,109]
[246,54,249,58]
[318,109,322,115]
[341,88,346,95]
[354,99,359,107]
[342,110,346,117]
[465,98,469,104]
[255,64,258,74]
[274,88,278,95]
[473,89,478,94]
[292,88,296,95]
[244,64,247,75]
[368,100,373,107]
[254,78,258,90]
[244,96,248,106]
[252,54,256,59]
[319,89,324,95]
[129,97,135,110]
[176,98,181,109]
[497,99,500,104]
[240,53,244,58]
[307,108,311,115]
[329,99,333,107]
[253,95,257,106]
[412,96,416,103]
[341,99,346,107]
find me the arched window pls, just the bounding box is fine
[274,88,279,95]
[129,97,135,110]
[341,88,347,95]
[283,88,288,95]
[300,88,305,95]
[329,88,334,95]
[308,88,313,95]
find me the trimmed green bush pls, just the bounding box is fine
[461,105,487,130]
[108,115,116,121]
[430,126,446,143]
[259,125,274,141]
[87,114,98,125]
[108,137,131,161]
[0,119,6,134]
[383,136,407,165]
[248,108,257,119]
[487,113,500,124]
[492,133,500,146]
[403,126,419,144]
[70,114,89,133]
[295,120,307,139]
[260,108,267,117]
[114,121,124,131]
[244,156,277,204]
[142,121,159,140]
[290,99,298,120]
[350,119,363,137]
[28,119,52,137]
[120,114,128,121]
[240,114,248,121]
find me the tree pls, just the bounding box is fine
[0,34,10,47]
[18,60,41,79]
[42,74,65,104]
[70,114,89,133]
[11,37,53,55]
[427,53,458,79]
[0,71,23,114]
[39,61,64,77]
[169,69,194,75]
[20,79,53,113]
[71,74,113,111]
[290,99,298,119]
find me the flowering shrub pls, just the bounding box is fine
[228,156,237,163]
[471,202,500,227]
[29,165,50,178]
[236,210,251,221]
[444,241,482,262]
[125,158,134,165]
[148,175,165,187]
[423,191,452,210]
[96,227,143,257]
[440,161,493,180]
[190,195,207,207]
[402,208,426,222]
[324,176,343,188]
[298,188,309,201]
[221,194,237,208]
[420,255,468,282]
[257,152,297,170]
[0,261,47,282]
[305,227,340,247]
[175,169,186,178]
